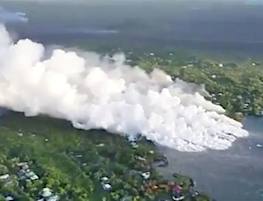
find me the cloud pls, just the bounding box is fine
[0,24,248,152]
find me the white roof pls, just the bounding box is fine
[96,143,105,147]
[47,195,59,201]
[42,188,52,197]
[5,196,14,201]
[30,174,39,180]
[0,174,10,180]
[17,162,28,167]
[211,75,217,79]
[136,156,146,161]
[102,183,112,190]
[172,195,185,201]
[101,176,109,182]
[149,150,154,154]
[141,172,150,179]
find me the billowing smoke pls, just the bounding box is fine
[0,24,248,152]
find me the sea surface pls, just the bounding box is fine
[2,1,263,57]
[158,117,263,201]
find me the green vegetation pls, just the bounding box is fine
[0,113,211,201]
[131,53,263,119]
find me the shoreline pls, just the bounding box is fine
[157,116,263,201]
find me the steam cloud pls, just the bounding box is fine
[0,24,248,152]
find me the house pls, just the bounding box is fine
[172,195,185,201]
[190,190,200,198]
[38,188,60,201]
[17,132,24,137]
[101,176,109,182]
[149,150,154,154]
[211,75,217,79]
[136,156,146,162]
[101,176,112,191]
[17,163,39,181]
[5,196,14,201]
[17,162,29,170]
[41,188,53,198]
[96,143,105,147]
[0,174,10,180]
[172,184,182,194]
[25,171,39,181]
[102,183,112,191]
[141,172,151,180]
[47,195,59,201]
[171,184,184,201]
[38,196,59,201]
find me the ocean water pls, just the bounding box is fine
[158,117,263,201]
[2,1,263,57]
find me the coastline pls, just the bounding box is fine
[157,116,263,201]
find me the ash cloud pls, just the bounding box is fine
[0,24,248,152]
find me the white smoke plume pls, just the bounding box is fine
[0,24,248,152]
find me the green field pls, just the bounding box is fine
[131,53,263,119]
[0,112,211,201]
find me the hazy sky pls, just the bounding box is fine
[0,0,257,2]
[0,0,260,7]
[1,0,263,6]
